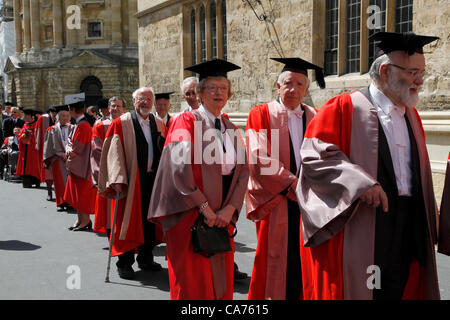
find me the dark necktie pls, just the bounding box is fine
[214,118,226,153]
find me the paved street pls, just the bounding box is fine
[0,178,449,300]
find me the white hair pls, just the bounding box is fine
[277,71,310,87]
[181,76,199,93]
[369,54,391,83]
[132,87,155,102]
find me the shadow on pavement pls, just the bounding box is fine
[234,241,256,253]
[0,240,41,251]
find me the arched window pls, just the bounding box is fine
[80,76,103,107]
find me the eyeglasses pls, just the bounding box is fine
[205,85,229,93]
[388,64,426,79]
[135,97,152,102]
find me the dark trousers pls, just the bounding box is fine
[285,199,302,300]
[117,171,157,268]
[373,196,426,300]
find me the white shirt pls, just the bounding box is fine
[370,84,412,196]
[58,122,70,148]
[136,112,154,172]
[280,99,304,175]
[199,105,237,175]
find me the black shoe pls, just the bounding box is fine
[57,206,65,212]
[118,266,135,280]
[138,261,162,272]
[73,221,92,232]
[47,193,53,201]
[234,264,248,281]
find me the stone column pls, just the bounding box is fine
[128,0,138,44]
[23,0,31,51]
[52,0,63,48]
[13,0,22,53]
[111,0,122,44]
[30,0,41,50]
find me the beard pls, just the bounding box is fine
[139,107,152,116]
[387,73,420,108]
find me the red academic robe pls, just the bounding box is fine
[35,114,53,182]
[297,91,440,300]
[148,110,249,300]
[245,101,316,300]
[91,119,111,234]
[64,120,96,214]
[98,113,165,256]
[16,122,42,181]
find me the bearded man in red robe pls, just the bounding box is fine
[297,32,443,300]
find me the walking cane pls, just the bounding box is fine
[105,189,120,283]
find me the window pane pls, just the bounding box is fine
[396,0,413,33]
[211,3,217,59]
[368,0,386,66]
[222,0,227,60]
[324,0,339,75]
[191,9,196,64]
[200,6,206,62]
[347,0,361,73]
[88,22,102,38]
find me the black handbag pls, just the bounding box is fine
[190,216,237,257]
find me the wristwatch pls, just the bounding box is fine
[198,201,209,213]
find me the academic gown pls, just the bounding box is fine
[438,151,450,255]
[36,114,54,182]
[98,112,165,256]
[64,119,96,214]
[91,119,112,234]
[16,121,42,181]
[245,100,316,300]
[296,90,441,300]
[148,110,249,300]
[44,123,74,206]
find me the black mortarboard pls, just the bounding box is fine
[155,92,175,100]
[23,108,35,115]
[48,106,58,113]
[4,101,13,106]
[55,105,69,112]
[184,59,241,81]
[369,32,439,56]
[271,57,326,89]
[95,97,109,110]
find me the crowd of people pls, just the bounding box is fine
[1,31,449,300]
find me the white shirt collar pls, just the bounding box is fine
[279,98,303,117]
[369,83,405,116]
[136,111,150,125]
[75,115,84,124]
[199,105,222,124]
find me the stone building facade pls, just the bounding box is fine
[5,0,139,110]
[137,0,450,202]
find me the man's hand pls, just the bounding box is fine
[361,184,389,212]
[215,205,236,228]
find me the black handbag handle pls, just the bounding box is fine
[229,221,237,238]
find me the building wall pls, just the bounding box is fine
[6,0,139,110]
